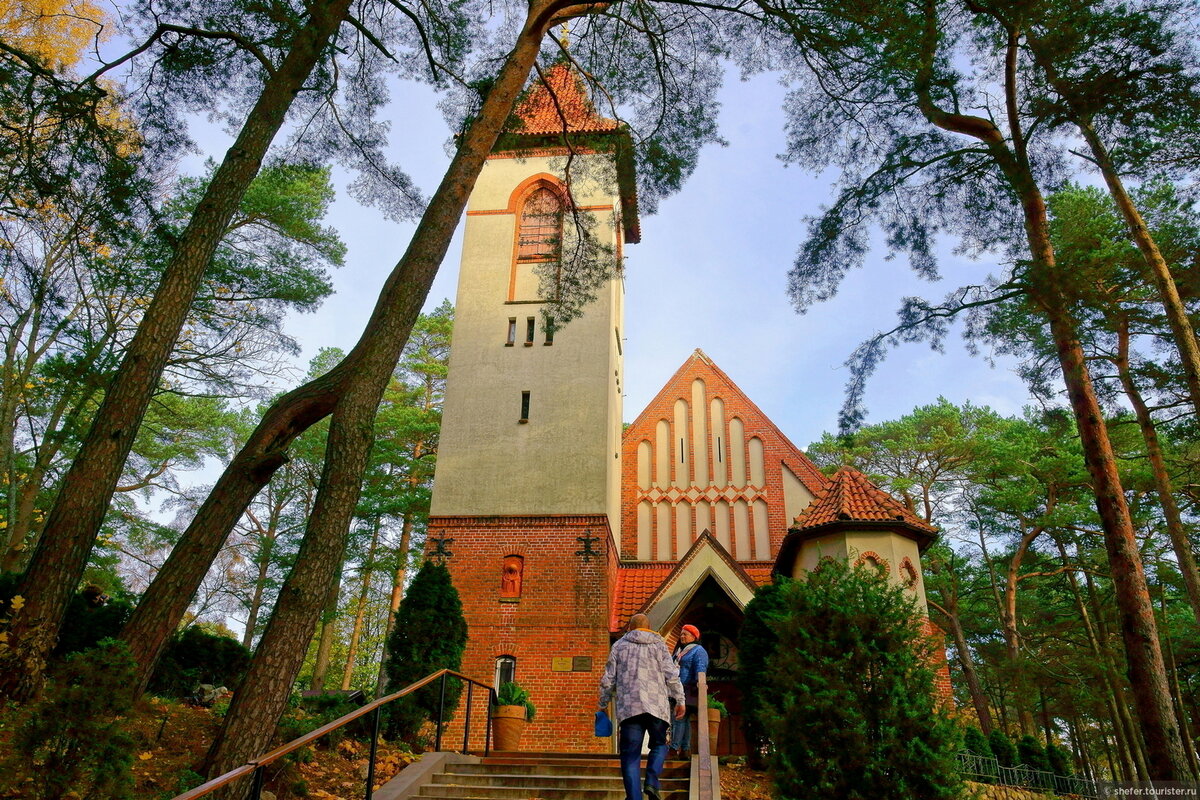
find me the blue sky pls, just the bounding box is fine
[238,68,1034,451]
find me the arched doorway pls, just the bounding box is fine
[675,575,747,756]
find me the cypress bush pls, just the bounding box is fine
[1045,742,1074,776]
[737,579,790,770]
[988,729,1018,767]
[148,626,251,698]
[1017,735,1050,772]
[760,559,962,800]
[383,561,468,744]
[962,726,992,758]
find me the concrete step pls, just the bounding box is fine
[432,773,688,790]
[415,783,688,800]
[449,763,689,778]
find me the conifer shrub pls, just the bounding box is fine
[1045,742,1074,777]
[148,626,251,698]
[962,726,992,758]
[1017,735,1050,772]
[0,639,137,800]
[53,589,134,657]
[383,561,467,744]
[737,579,789,770]
[988,729,1018,767]
[760,559,962,800]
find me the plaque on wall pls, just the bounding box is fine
[551,657,573,672]
[572,656,593,672]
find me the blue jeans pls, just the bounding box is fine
[670,706,694,753]
[618,713,669,800]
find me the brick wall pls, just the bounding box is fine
[923,617,955,705]
[619,351,826,562]
[426,514,617,753]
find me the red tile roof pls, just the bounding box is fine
[792,466,937,533]
[511,64,622,136]
[611,562,676,632]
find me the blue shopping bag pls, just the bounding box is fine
[594,710,613,737]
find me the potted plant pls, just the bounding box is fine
[492,681,536,751]
[706,696,727,750]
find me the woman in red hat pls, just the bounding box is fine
[669,624,709,757]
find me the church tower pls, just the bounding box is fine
[427,64,639,751]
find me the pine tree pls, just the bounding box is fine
[761,560,961,800]
[382,561,467,744]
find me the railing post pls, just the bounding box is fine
[463,682,473,754]
[436,672,447,752]
[364,705,382,800]
[486,688,495,757]
[250,765,265,800]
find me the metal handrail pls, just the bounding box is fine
[695,673,715,800]
[173,668,496,800]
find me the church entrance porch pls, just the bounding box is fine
[672,574,747,757]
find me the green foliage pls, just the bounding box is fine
[53,589,134,657]
[962,726,992,759]
[761,560,962,800]
[737,579,789,769]
[383,561,467,743]
[707,696,727,714]
[1016,735,1050,772]
[494,681,536,720]
[0,639,136,800]
[1045,742,1073,777]
[988,730,1017,768]
[147,626,251,698]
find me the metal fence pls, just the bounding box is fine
[958,750,1100,798]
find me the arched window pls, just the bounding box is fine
[495,656,516,691]
[517,187,562,261]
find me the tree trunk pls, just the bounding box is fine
[928,598,992,733]
[1057,540,1138,781]
[242,530,276,650]
[1005,521,1044,736]
[1083,566,1151,781]
[309,563,343,692]
[341,517,381,691]
[1113,317,1200,627]
[376,512,414,695]
[0,0,358,703]
[200,4,592,790]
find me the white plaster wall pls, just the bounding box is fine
[794,529,930,611]
[781,465,815,527]
[431,154,624,523]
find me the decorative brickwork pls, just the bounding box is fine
[619,350,827,564]
[426,515,615,752]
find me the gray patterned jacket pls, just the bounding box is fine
[598,629,685,724]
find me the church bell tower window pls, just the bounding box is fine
[517,186,563,261]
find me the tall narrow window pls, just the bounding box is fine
[495,656,516,691]
[544,316,555,345]
[506,318,516,346]
[517,187,562,261]
[525,317,535,345]
[520,391,531,423]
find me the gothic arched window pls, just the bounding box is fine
[517,187,562,261]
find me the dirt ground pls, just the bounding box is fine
[1,698,771,800]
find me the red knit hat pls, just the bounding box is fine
[681,624,700,639]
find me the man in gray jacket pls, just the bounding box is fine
[598,613,686,800]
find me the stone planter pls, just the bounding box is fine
[492,705,528,751]
[706,708,722,751]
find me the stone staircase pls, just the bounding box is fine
[377,752,694,800]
